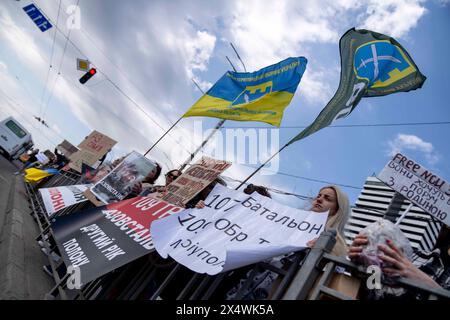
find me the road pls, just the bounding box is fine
[0,155,53,299]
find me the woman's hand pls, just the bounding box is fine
[195,200,206,209]
[378,240,441,289]
[348,234,368,261]
[131,182,142,195]
[307,238,317,248]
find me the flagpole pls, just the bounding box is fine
[179,119,226,171]
[236,143,289,190]
[178,54,241,170]
[143,117,183,156]
[178,78,227,171]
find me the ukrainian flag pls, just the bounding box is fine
[183,57,307,127]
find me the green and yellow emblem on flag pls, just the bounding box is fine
[183,57,307,127]
[287,28,426,145]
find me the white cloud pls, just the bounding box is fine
[387,134,440,165]
[358,0,427,38]
[0,61,7,71]
[226,0,340,71]
[184,30,216,75]
[223,0,427,106]
[0,9,47,76]
[299,68,335,104]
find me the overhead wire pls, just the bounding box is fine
[33,0,193,156]
[38,0,62,119]
[221,121,450,129]
[41,0,80,120]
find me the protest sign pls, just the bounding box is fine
[160,156,231,207]
[43,150,55,161]
[68,131,116,172]
[36,152,50,164]
[51,196,183,285]
[90,151,157,204]
[77,130,116,158]
[151,184,328,275]
[39,184,90,217]
[69,149,99,172]
[79,163,113,184]
[57,140,78,157]
[378,152,450,226]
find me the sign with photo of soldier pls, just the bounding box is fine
[90,152,157,204]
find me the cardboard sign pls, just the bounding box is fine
[51,196,183,285]
[77,130,116,158]
[57,140,79,157]
[160,156,231,207]
[378,152,450,226]
[69,149,99,173]
[152,184,328,275]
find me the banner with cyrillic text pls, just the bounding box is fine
[52,196,183,285]
[39,184,90,217]
[378,152,450,226]
[151,184,328,275]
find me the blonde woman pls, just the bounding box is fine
[225,185,351,300]
[307,185,350,256]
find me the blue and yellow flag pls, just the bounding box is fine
[183,57,307,127]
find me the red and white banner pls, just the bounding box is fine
[39,184,91,216]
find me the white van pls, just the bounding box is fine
[0,116,34,160]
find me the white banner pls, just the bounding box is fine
[39,184,90,216]
[378,152,450,226]
[151,184,328,275]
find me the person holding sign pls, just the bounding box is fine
[349,226,450,298]
[126,163,162,198]
[224,185,350,300]
[195,183,272,209]
[140,169,183,196]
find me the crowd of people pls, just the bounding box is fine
[20,146,450,300]
[14,147,69,175]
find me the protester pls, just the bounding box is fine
[140,168,182,196]
[244,183,272,198]
[126,162,162,198]
[195,183,271,209]
[225,185,350,300]
[52,148,68,169]
[349,225,450,299]
[186,176,227,209]
[14,148,39,175]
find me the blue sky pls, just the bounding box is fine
[0,0,449,208]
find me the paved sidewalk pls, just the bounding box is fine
[0,156,53,299]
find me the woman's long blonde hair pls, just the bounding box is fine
[319,185,350,256]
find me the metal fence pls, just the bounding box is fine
[24,172,450,301]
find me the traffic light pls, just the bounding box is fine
[79,68,97,84]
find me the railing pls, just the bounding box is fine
[24,173,450,301]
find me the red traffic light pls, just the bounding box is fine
[79,68,97,84]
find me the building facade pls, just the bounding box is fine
[344,176,443,252]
